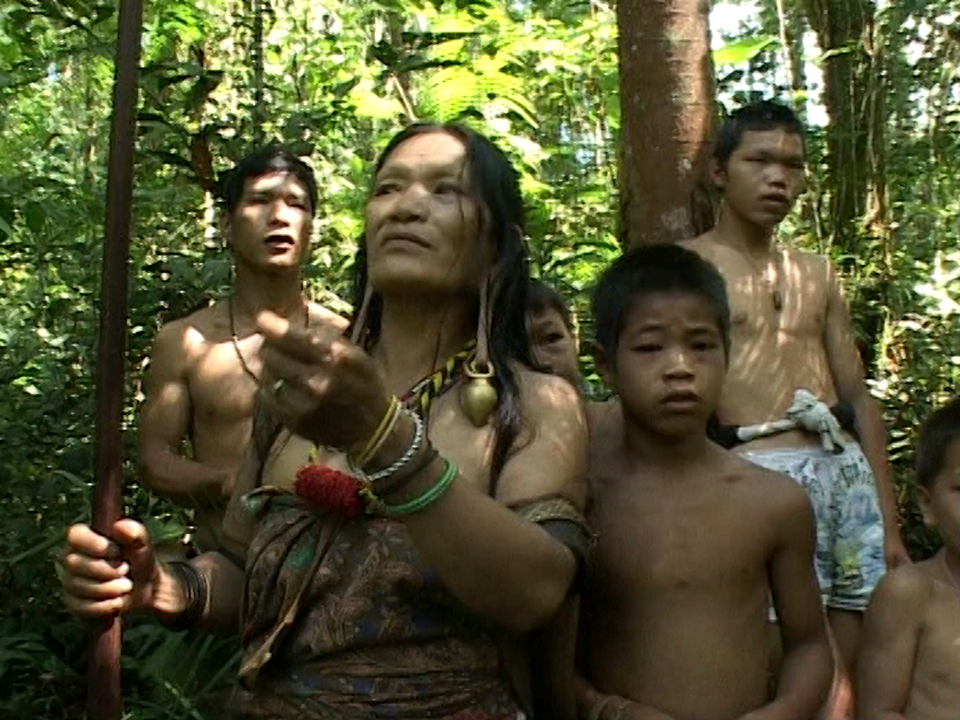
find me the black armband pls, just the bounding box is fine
[159,561,208,632]
[513,497,595,594]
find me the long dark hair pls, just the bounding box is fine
[351,123,535,489]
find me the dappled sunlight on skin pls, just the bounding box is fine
[685,240,842,449]
[247,361,587,508]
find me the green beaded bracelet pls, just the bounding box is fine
[378,459,458,517]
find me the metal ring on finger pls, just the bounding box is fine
[272,378,287,394]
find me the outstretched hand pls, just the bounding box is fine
[257,310,389,452]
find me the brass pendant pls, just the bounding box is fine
[461,360,499,427]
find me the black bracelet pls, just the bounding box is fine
[159,561,208,631]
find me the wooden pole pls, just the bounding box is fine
[88,1,143,717]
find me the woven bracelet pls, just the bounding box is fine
[364,409,424,483]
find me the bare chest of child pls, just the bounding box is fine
[905,574,960,720]
[582,468,777,719]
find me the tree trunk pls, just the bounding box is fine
[775,0,808,122]
[617,0,715,248]
[803,0,875,253]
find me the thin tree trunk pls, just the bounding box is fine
[803,0,875,254]
[617,0,715,247]
[252,0,265,143]
[775,0,807,121]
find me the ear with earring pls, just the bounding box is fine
[460,277,498,427]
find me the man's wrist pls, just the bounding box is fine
[152,562,188,619]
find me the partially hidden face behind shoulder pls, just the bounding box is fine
[528,306,580,387]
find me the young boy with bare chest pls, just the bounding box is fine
[575,244,833,720]
[856,397,960,720]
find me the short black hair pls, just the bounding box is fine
[592,243,730,359]
[218,145,318,216]
[528,279,573,330]
[714,100,804,168]
[916,396,960,489]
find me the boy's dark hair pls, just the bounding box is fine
[714,100,804,168]
[592,243,730,360]
[916,395,960,489]
[218,145,318,217]
[528,279,573,330]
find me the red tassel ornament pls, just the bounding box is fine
[295,465,367,518]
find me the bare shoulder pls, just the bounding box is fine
[679,233,742,273]
[157,302,223,345]
[870,561,933,609]
[729,451,813,522]
[514,364,587,429]
[680,233,721,259]
[148,302,224,371]
[785,248,833,281]
[498,365,588,508]
[306,301,350,331]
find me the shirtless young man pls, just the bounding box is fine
[856,397,960,720]
[576,244,832,720]
[682,102,906,674]
[138,146,336,550]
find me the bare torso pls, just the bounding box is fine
[143,299,323,546]
[182,303,262,471]
[903,556,960,719]
[683,234,839,450]
[581,442,794,719]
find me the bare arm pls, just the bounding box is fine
[746,481,833,720]
[138,323,231,504]
[61,520,243,634]
[573,675,675,720]
[154,551,245,634]
[822,262,907,565]
[380,373,588,633]
[855,568,926,720]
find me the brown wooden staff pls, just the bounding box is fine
[88,1,144,717]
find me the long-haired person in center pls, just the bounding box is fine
[60,123,589,719]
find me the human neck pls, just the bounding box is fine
[372,292,475,396]
[231,263,305,321]
[620,415,713,473]
[714,205,777,257]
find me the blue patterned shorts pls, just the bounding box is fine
[741,443,886,612]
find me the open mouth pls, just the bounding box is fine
[265,234,295,246]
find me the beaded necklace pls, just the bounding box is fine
[401,340,477,416]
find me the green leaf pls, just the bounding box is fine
[713,36,776,65]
